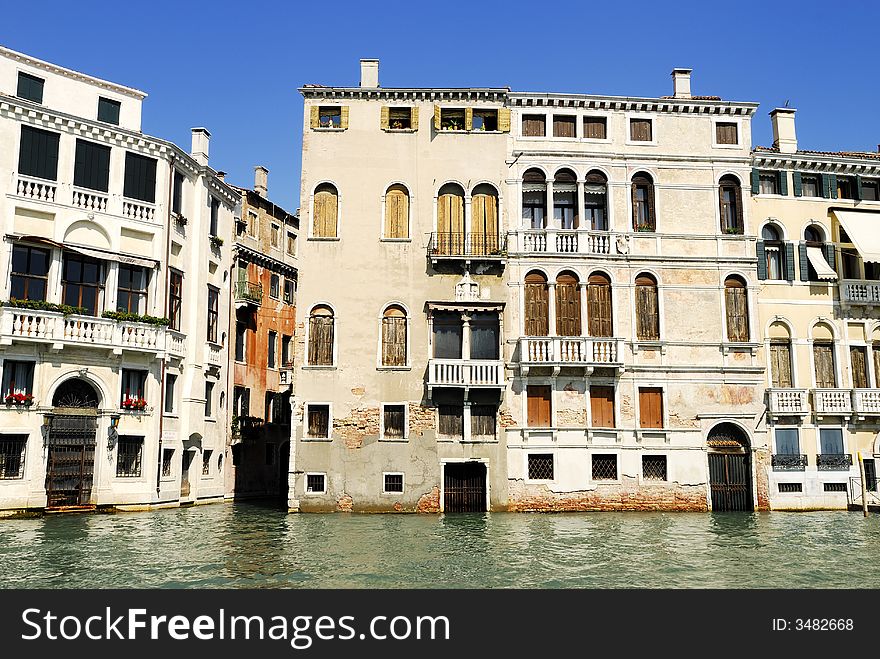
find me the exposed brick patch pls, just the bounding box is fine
[416,486,441,513]
[334,407,380,448]
[351,386,365,397]
[336,493,353,512]
[392,502,403,512]
[498,408,517,428]
[409,403,435,435]
[507,479,708,512]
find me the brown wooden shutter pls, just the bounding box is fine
[851,346,868,388]
[587,276,612,337]
[312,192,325,236]
[465,107,473,131]
[310,106,319,129]
[339,106,349,129]
[308,316,334,366]
[410,107,419,130]
[433,105,441,130]
[380,106,390,130]
[646,182,656,229]
[498,108,511,132]
[555,276,581,336]
[639,388,663,428]
[524,275,549,336]
[382,317,407,366]
[314,190,338,238]
[724,284,749,342]
[874,345,880,389]
[471,194,486,255]
[590,386,615,428]
[770,342,792,388]
[813,343,835,388]
[635,278,659,340]
[385,187,408,239]
[527,386,552,427]
[450,193,464,234]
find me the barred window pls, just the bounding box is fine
[307,404,330,439]
[823,482,847,492]
[383,473,404,493]
[306,473,326,493]
[642,455,667,481]
[383,405,406,439]
[202,449,212,476]
[161,448,174,477]
[116,436,143,477]
[592,454,618,480]
[0,435,27,479]
[527,453,554,480]
[778,482,802,493]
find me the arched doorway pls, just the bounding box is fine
[707,423,753,512]
[46,378,101,509]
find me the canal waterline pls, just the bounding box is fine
[1,503,878,589]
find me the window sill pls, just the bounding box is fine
[625,140,658,147]
[205,418,216,423]
[712,143,741,149]
[312,127,345,132]
[379,437,409,443]
[302,365,337,371]
[303,490,328,496]
[382,128,418,133]
[377,366,412,372]
[525,479,555,485]
[580,137,611,144]
[302,437,332,442]
[162,413,179,419]
[437,129,504,135]
[307,237,340,241]
[381,490,405,495]
[380,238,412,243]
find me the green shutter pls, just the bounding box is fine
[823,243,836,273]
[821,173,831,198]
[750,169,760,195]
[792,171,803,197]
[798,243,809,281]
[855,175,863,201]
[829,174,838,199]
[778,171,789,196]
[756,241,767,280]
[784,242,796,281]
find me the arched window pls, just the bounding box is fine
[584,170,608,231]
[635,273,659,340]
[760,224,785,280]
[381,305,407,366]
[308,305,334,366]
[312,184,338,238]
[524,271,549,336]
[801,225,836,282]
[719,175,743,234]
[436,183,465,254]
[768,322,793,388]
[471,184,499,255]
[587,272,613,337]
[724,276,749,342]
[812,323,836,388]
[384,185,409,239]
[554,169,577,230]
[555,272,581,336]
[522,169,546,230]
[631,172,655,232]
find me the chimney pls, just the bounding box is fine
[216,171,226,182]
[671,68,692,99]
[770,108,797,154]
[360,59,379,88]
[254,166,269,198]
[191,127,211,166]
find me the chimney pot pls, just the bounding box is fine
[254,166,269,198]
[671,68,692,99]
[216,171,226,182]
[770,108,798,154]
[191,127,211,166]
[360,59,379,89]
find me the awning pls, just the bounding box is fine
[806,246,838,280]
[833,210,880,263]
[8,235,158,269]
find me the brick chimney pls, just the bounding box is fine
[360,59,379,88]
[216,171,226,182]
[671,68,692,99]
[770,108,797,153]
[191,127,210,166]
[254,166,269,198]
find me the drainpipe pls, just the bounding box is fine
[157,159,174,496]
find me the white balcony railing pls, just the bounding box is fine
[427,358,504,388]
[852,389,880,415]
[122,199,156,222]
[766,388,810,416]
[167,329,186,357]
[840,280,880,305]
[205,343,223,367]
[72,187,108,213]
[515,230,615,256]
[15,175,57,203]
[813,388,853,415]
[518,336,624,366]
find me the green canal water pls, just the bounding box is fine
[1,503,878,588]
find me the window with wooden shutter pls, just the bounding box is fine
[583,117,606,139]
[123,152,157,203]
[497,108,511,132]
[522,114,546,137]
[383,405,406,439]
[381,305,407,366]
[384,184,409,239]
[630,118,652,141]
[587,273,613,337]
[436,183,465,254]
[527,385,552,427]
[813,343,835,388]
[769,341,793,388]
[638,387,663,428]
[18,126,60,181]
[590,386,615,428]
[312,183,338,238]
[873,344,880,387]
[470,184,499,254]
[308,305,334,366]
[472,109,497,131]
[98,97,121,125]
[552,115,576,138]
[724,276,749,342]
[715,122,738,145]
[635,274,659,340]
[718,175,743,234]
[850,346,868,388]
[631,173,655,231]
[439,108,465,131]
[555,273,581,337]
[524,272,549,336]
[471,404,497,438]
[73,139,111,192]
[386,107,412,130]
[438,405,464,439]
[307,404,330,438]
[17,72,44,103]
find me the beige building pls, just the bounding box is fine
[754,108,880,509]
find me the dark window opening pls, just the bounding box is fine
[307,405,330,439]
[117,265,148,314]
[472,109,497,131]
[116,436,143,477]
[384,473,404,493]
[592,454,618,480]
[161,448,174,477]
[10,244,49,302]
[0,436,26,479]
[383,405,406,439]
[318,107,341,128]
[440,108,465,131]
[306,473,326,493]
[2,361,35,398]
[17,72,44,103]
[642,455,667,481]
[778,482,802,493]
[388,107,411,129]
[527,453,554,480]
[62,253,104,315]
[97,97,121,125]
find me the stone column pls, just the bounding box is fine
[548,283,557,337]
[576,180,586,231]
[579,283,589,337]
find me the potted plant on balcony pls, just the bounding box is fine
[210,235,224,248]
[4,392,34,407]
[122,397,147,412]
[724,226,743,235]
[174,213,188,226]
[635,223,655,232]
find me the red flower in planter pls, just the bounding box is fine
[5,393,34,406]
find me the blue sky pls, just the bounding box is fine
[4,0,878,211]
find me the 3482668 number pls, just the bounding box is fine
[795,619,853,631]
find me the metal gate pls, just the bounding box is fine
[443,462,487,512]
[46,414,97,509]
[708,452,753,512]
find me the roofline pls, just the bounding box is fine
[1,45,147,100]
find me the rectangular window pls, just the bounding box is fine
[235,321,246,362]
[862,179,880,201]
[715,122,738,144]
[823,482,847,492]
[552,115,576,138]
[233,386,250,418]
[388,107,412,130]
[161,448,174,477]
[778,482,802,493]
[638,388,664,429]
[271,223,281,248]
[0,436,26,479]
[97,97,121,125]
[592,454,618,480]
[306,473,326,493]
[438,405,464,440]
[590,386,615,428]
[116,436,143,477]
[169,270,183,331]
[865,459,877,492]
[432,312,463,359]
[246,210,258,238]
[819,428,844,455]
[270,274,280,299]
[439,108,465,131]
[2,361,35,398]
[851,346,869,388]
[120,369,147,404]
[383,473,404,493]
[205,381,214,418]
[841,248,860,280]
[307,404,330,439]
[383,404,406,439]
[759,173,778,195]
[775,428,800,455]
[10,244,50,302]
[172,171,185,215]
[521,114,546,137]
[813,343,836,388]
[527,454,554,480]
[470,313,499,360]
[123,152,157,203]
[769,341,792,388]
[284,278,295,305]
[837,177,855,200]
[268,331,277,369]
[202,449,213,475]
[73,139,111,192]
[17,72,44,103]
[629,119,652,141]
[207,286,219,343]
[116,265,148,314]
[802,174,820,197]
[583,116,606,139]
[642,455,667,481]
[527,385,552,427]
[286,231,297,256]
[318,106,341,128]
[18,126,59,180]
[62,253,105,315]
[471,404,497,439]
[164,374,177,414]
[282,335,293,367]
[210,197,220,237]
[471,109,497,131]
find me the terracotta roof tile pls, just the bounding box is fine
[755,145,880,160]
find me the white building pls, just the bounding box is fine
[0,47,237,514]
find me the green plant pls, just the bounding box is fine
[724,226,743,235]
[635,223,655,232]
[210,235,224,247]
[1,299,88,315]
[102,311,171,326]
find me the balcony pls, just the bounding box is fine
[840,280,880,308]
[518,336,624,375]
[234,281,263,308]
[427,233,506,264]
[771,454,808,471]
[813,388,853,416]
[817,454,854,471]
[852,389,880,418]
[512,229,618,256]
[426,358,504,392]
[0,306,166,354]
[167,329,186,359]
[766,388,809,417]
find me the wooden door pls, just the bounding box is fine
[555,275,581,336]
[590,386,615,428]
[527,385,552,427]
[639,388,663,428]
[769,342,792,388]
[524,275,549,336]
[813,343,835,388]
[587,275,612,337]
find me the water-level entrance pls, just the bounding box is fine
[46,379,99,509]
[443,462,487,512]
[707,423,753,512]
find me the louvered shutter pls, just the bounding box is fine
[465,108,473,131]
[851,346,868,388]
[829,174,838,199]
[410,107,419,130]
[646,183,656,230]
[524,281,549,336]
[756,241,767,280]
[433,105,441,130]
[813,344,835,388]
[588,282,612,337]
[725,287,749,342]
[792,171,803,197]
[778,171,789,196]
[310,106,319,129]
[821,173,831,198]
[380,106,390,130]
[855,175,863,201]
[784,243,796,281]
[555,280,581,337]
[750,169,760,195]
[498,108,511,132]
[340,107,349,129]
[799,243,809,281]
[636,283,659,340]
[823,244,836,272]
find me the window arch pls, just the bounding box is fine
[436,183,465,254]
[471,183,499,255]
[524,271,549,336]
[584,169,608,231]
[768,321,793,388]
[724,276,749,342]
[801,224,836,283]
[312,183,338,238]
[812,321,836,388]
[555,271,581,336]
[554,169,578,230]
[635,273,659,340]
[631,172,655,232]
[384,184,409,239]
[587,272,613,337]
[308,305,335,366]
[522,168,546,230]
[381,305,407,366]
[759,223,786,280]
[719,174,743,234]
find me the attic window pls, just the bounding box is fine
[472,109,497,131]
[319,106,341,128]
[389,107,411,129]
[440,108,466,131]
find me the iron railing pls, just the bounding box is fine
[817,453,853,471]
[428,233,506,258]
[234,280,263,305]
[771,454,808,471]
